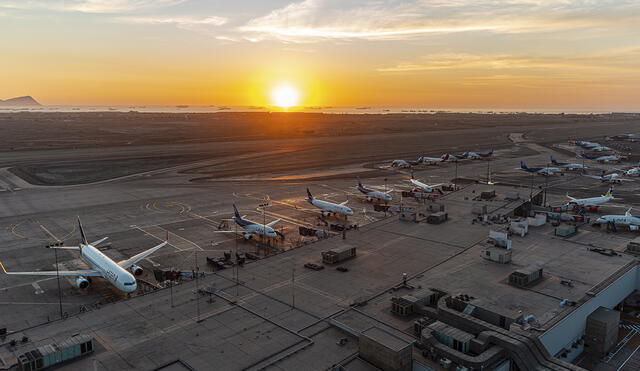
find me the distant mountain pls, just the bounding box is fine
[0,96,41,106]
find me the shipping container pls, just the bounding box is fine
[322,246,356,264]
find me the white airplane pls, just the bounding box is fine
[596,209,640,231]
[409,179,443,193]
[620,167,640,176]
[216,205,281,240]
[550,156,587,171]
[0,218,168,293]
[464,150,494,159]
[390,157,423,168]
[303,188,353,217]
[517,161,561,176]
[567,188,616,208]
[579,152,621,164]
[589,145,612,152]
[583,172,633,184]
[571,140,600,149]
[419,154,449,165]
[357,179,392,202]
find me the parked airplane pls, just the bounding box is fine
[391,157,422,168]
[304,188,353,217]
[449,153,468,161]
[583,172,632,184]
[217,205,281,240]
[465,150,494,159]
[550,156,587,171]
[357,179,392,201]
[579,152,621,163]
[624,167,640,176]
[0,218,168,293]
[567,188,616,208]
[409,179,443,193]
[596,209,640,231]
[419,154,449,165]
[571,140,600,149]
[517,161,561,176]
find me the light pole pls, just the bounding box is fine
[51,242,63,320]
[194,249,200,322]
[291,266,295,308]
[454,160,458,189]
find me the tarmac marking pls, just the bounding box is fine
[145,258,161,267]
[31,282,44,295]
[0,301,75,305]
[260,209,314,228]
[134,226,185,251]
[135,225,203,251]
[33,219,62,242]
[0,277,57,291]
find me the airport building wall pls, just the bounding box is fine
[539,263,639,360]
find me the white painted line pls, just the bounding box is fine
[32,281,44,295]
[618,342,640,371]
[145,258,160,267]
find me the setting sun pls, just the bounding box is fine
[270,84,300,109]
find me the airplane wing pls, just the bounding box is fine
[266,219,281,227]
[117,241,168,270]
[566,194,576,201]
[90,237,109,246]
[340,200,349,206]
[583,175,603,180]
[0,262,102,277]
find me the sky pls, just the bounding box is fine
[0,0,639,110]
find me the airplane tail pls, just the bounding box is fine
[605,187,613,197]
[232,204,241,219]
[520,161,527,169]
[78,217,88,246]
[550,156,558,165]
[357,178,363,188]
[441,154,449,161]
[306,188,314,200]
[626,208,633,217]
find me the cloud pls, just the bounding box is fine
[240,0,640,42]
[0,0,185,13]
[376,49,640,74]
[117,15,227,27]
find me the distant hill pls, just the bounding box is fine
[0,96,41,106]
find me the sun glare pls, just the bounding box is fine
[270,84,300,109]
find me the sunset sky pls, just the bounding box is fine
[1,0,639,110]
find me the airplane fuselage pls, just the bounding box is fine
[234,217,277,238]
[358,186,392,201]
[410,179,437,192]
[569,196,613,207]
[308,198,353,216]
[81,244,137,293]
[596,215,640,230]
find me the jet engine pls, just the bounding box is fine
[630,225,638,231]
[243,233,253,240]
[131,264,144,276]
[322,211,330,217]
[76,276,90,289]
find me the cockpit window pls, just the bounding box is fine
[124,282,135,286]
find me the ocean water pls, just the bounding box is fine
[0,105,638,115]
